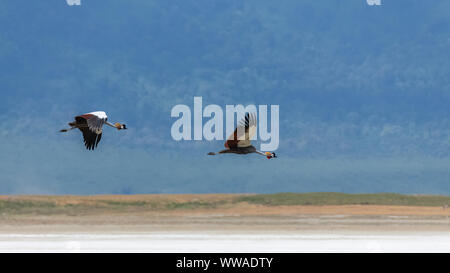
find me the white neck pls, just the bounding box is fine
[256,150,265,156]
[105,121,117,128]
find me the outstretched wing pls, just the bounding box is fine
[225,113,257,148]
[74,114,105,150]
[80,127,102,150]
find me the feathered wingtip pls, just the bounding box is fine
[59,129,68,133]
[207,152,216,155]
[238,112,257,128]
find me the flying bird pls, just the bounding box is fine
[208,113,277,159]
[60,111,127,150]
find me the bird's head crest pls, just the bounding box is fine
[115,123,127,130]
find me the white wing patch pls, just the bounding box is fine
[88,111,107,119]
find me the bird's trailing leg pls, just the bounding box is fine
[59,127,76,133]
[208,149,233,155]
[60,122,88,132]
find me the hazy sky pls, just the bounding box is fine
[1,0,449,194]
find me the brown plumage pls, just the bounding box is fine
[208,113,277,159]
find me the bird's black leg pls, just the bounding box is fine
[59,127,75,133]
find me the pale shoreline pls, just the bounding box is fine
[1,211,449,233]
[1,217,449,253]
[1,194,450,252]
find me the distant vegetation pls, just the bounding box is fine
[235,192,450,207]
[0,193,449,216]
[0,196,229,215]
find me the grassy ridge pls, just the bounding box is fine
[0,198,228,215]
[236,192,450,207]
[0,193,449,215]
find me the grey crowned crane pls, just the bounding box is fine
[208,113,277,159]
[60,111,127,150]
